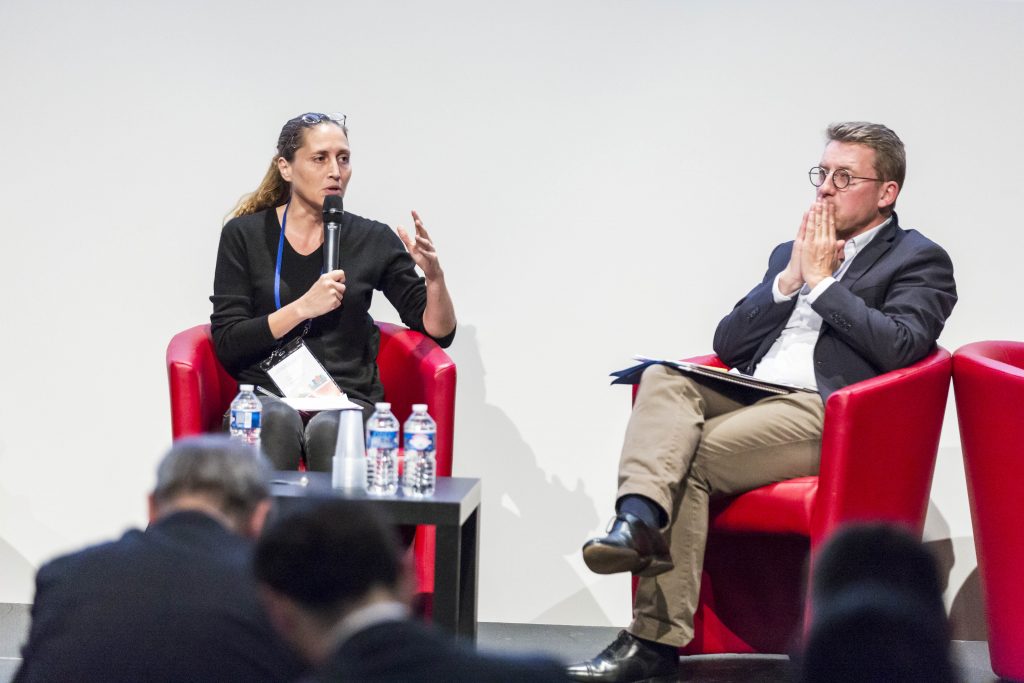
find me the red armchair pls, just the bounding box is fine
[166,321,457,596]
[631,347,952,654]
[953,341,1024,681]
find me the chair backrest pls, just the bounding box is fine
[166,324,239,438]
[811,346,952,542]
[166,322,457,474]
[953,340,1024,680]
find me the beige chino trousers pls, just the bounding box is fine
[617,364,825,646]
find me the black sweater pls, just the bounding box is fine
[210,208,454,405]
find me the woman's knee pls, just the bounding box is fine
[258,398,303,470]
[304,410,341,472]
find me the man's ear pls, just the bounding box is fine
[258,586,322,665]
[247,499,273,539]
[877,180,900,210]
[147,493,159,525]
[259,585,296,635]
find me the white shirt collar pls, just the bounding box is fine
[327,600,410,651]
[843,216,891,258]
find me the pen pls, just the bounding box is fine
[255,385,280,398]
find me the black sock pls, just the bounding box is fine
[617,494,666,529]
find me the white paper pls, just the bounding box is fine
[281,396,363,412]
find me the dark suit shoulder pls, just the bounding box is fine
[17,512,304,683]
[892,226,951,256]
[879,226,955,283]
[323,619,567,682]
[36,528,145,581]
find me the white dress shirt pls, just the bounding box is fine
[751,218,890,390]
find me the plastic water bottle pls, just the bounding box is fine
[229,384,261,447]
[366,402,399,495]
[403,404,436,497]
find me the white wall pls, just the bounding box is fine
[1,0,1021,634]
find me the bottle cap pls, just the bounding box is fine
[374,402,391,410]
[412,403,428,412]
[240,384,254,391]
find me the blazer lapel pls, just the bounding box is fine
[837,215,900,291]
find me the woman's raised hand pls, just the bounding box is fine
[397,211,444,281]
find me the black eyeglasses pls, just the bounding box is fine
[301,112,347,127]
[809,166,882,189]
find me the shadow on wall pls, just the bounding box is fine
[451,325,609,625]
[949,567,986,641]
[924,500,987,641]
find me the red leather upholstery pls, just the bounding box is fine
[166,325,242,438]
[166,322,457,596]
[953,341,1024,681]
[631,348,951,654]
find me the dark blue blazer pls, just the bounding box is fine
[14,510,304,683]
[313,618,569,682]
[713,214,957,400]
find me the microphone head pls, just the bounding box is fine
[323,195,344,225]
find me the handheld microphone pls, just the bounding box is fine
[322,195,344,272]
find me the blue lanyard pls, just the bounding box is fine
[273,199,291,311]
[274,199,328,312]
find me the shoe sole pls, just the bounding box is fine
[582,542,643,574]
[582,543,674,578]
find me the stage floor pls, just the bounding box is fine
[0,603,1000,682]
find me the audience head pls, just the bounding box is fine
[253,500,408,664]
[799,584,958,683]
[811,523,947,624]
[799,523,955,683]
[149,435,271,538]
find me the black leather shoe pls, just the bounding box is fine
[565,630,678,682]
[581,513,673,577]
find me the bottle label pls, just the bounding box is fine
[230,410,260,430]
[368,429,398,449]
[404,432,435,452]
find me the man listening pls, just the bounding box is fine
[569,122,958,683]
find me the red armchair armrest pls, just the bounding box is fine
[375,321,457,477]
[810,347,951,544]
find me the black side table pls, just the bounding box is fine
[270,472,482,641]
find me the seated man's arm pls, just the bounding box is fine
[810,238,957,372]
[713,242,799,371]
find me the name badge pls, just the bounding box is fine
[262,337,343,399]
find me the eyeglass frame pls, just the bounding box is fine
[808,166,883,190]
[300,112,347,127]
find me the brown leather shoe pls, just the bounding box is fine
[565,630,678,682]
[581,513,673,577]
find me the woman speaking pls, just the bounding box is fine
[210,112,456,471]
